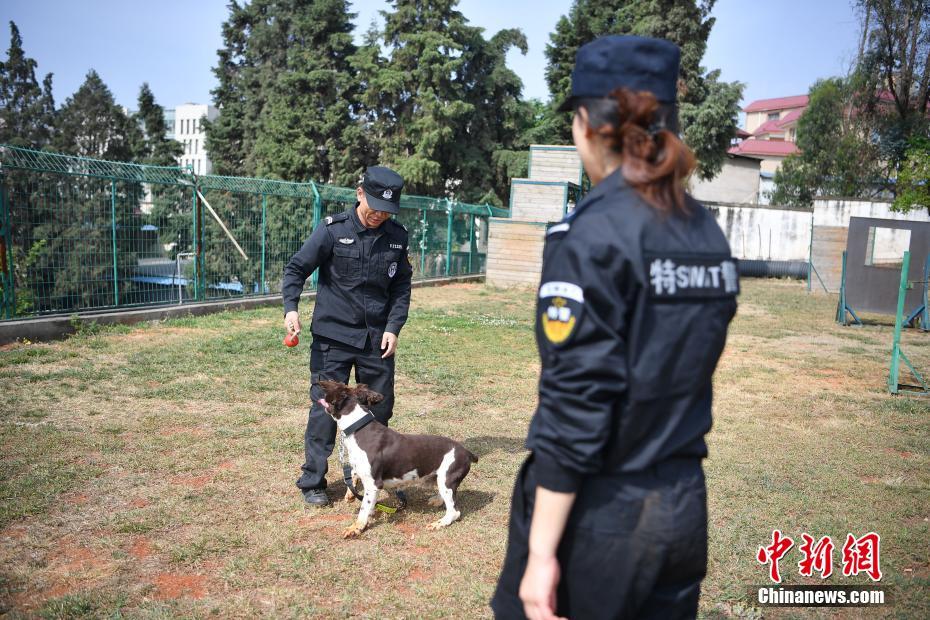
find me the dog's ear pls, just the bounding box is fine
[318,380,350,414]
[353,384,384,407]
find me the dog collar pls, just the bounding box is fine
[342,412,376,436]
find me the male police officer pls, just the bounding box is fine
[283,166,412,506]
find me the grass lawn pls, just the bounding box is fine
[0,279,927,618]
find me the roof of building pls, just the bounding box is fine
[752,119,786,136]
[744,95,809,113]
[778,109,803,125]
[728,139,799,158]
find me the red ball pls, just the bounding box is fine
[283,333,299,347]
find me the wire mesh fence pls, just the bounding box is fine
[0,145,507,320]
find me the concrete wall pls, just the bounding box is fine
[760,158,786,175]
[528,145,582,184]
[705,203,812,261]
[690,156,761,204]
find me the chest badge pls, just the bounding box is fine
[388,262,398,278]
[338,237,355,245]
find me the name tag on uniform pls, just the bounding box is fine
[644,254,739,299]
[389,243,403,250]
[338,238,355,245]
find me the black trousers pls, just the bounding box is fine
[491,456,707,620]
[296,335,395,492]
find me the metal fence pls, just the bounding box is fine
[0,145,508,320]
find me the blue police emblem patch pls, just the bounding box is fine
[388,262,398,278]
[538,281,584,346]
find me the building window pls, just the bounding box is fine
[195,139,198,154]
[197,159,201,173]
[767,112,779,121]
[194,119,198,133]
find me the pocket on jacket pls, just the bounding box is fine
[333,246,360,279]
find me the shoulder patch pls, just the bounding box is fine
[324,212,349,226]
[538,281,584,346]
[645,254,740,300]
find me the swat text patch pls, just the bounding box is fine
[645,254,739,299]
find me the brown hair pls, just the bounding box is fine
[576,88,696,215]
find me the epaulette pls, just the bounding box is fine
[323,212,349,226]
[388,219,407,232]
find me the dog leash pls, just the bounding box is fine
[336,431,399,514]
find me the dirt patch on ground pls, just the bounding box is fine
[152,573,207,600]
[169,473,213,489]
[128,497,150,509]
[128,536,153,559]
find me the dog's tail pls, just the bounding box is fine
[465,448,478,464]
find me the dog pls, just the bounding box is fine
[316,380,478,538]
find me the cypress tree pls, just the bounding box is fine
[543,0,743,180]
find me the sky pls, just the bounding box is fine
[1,0,863,116]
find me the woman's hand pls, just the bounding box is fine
[519,551,566,620]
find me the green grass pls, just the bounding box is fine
[0,279,927,618]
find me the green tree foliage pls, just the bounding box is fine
[773,1,928,208]
[41,71,145,311]
[53,70,141,160]
[251,0,369,186]
[855,0,930,194]
[893,137,930,214]
[543,0,743,180]
[206,0,371,184]
[771,78,883,206]
[133,83,183,167]
[354,0,532,204]
[0,21,55,148]
[358,0,476,196]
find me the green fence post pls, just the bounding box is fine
[261,193,267,294]
[310,181,322,290]
[836,251,848,324]
[0,171,14,319]
[445,199,453,276]
[468,213,476,274]
[888,251,911,394]
[419,209,427,276]
[110,179,119,307]
[191,181,203,301]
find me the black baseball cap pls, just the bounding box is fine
[361,166,404,214]
[557,35,681,112]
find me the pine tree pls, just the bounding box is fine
[543,0,743,180]
[45,71,145,311]
[358,0,476,196]
[0,21,55,148]
[53,70,141,160]
[452,27,532,204]
[251,0,367,185]
[133,83,183,167]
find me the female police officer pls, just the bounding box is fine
[491,36,738,619]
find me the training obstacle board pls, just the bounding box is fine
[836,217,930,326]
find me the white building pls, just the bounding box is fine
[170,103,219,175]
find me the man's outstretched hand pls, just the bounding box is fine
[285,311,301,337]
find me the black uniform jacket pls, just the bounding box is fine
[282,207,413,349]
[527,169,738,493]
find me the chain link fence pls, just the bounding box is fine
[0,145,506,320]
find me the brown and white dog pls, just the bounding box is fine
[316,380,478,538]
